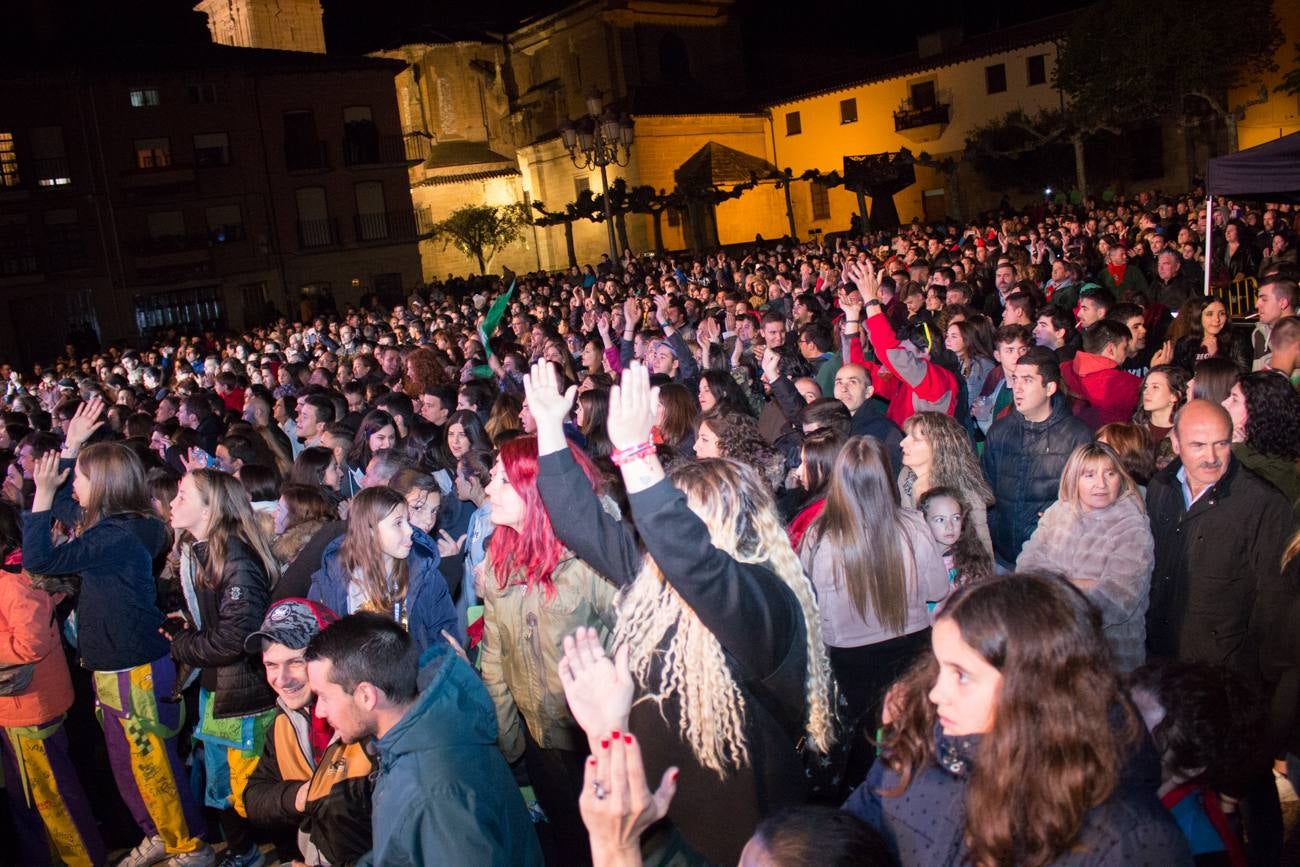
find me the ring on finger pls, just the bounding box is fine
[592,780,607,800]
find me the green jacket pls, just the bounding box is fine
[358,645,541,867]
[481,549,618,762]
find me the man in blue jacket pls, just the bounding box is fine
[305,612,542,866]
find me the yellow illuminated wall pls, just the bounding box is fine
[1233,0,1300,149]
[767,39,1061,233]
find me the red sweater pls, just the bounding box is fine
[1059,351,1141,431]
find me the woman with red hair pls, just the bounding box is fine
[479,434,618,866]
[401,346,450,398]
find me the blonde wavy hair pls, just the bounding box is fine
[614,458,836,777]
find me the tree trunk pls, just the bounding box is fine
[651,210,664,254]
[616,210,630,255]
[563,221,577,268]
[1222,111,1238,154]
[475,250,486,274]
[1072,134,1088,200]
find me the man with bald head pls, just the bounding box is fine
[1147,399,1292,673]
[1146,398,1294,867]
[832,363,903,474]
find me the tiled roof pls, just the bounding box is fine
[423,141,518,170]
[675,141,777,188]
[765,13,1074,107]
[414,167,522,187]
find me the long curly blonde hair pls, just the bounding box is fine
[614,458,836,777]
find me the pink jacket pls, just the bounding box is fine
[0,552,73,726]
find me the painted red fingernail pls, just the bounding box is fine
[600,739,609,749]
[588,757,597,765]
[671,769,679,781]
[611,730,621,740]
[623,734,632,744]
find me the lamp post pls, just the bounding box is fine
[559,89,634,268]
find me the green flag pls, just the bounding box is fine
[478,280,515,359]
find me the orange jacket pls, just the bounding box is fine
[0,555,73,727]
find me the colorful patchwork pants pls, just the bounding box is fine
[95,656,206,855]
[0,715,105,867]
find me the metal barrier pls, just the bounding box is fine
[1211,275,1258,320]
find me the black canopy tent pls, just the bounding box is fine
[1201,132,1300,294]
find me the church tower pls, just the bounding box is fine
[194,0,326,53]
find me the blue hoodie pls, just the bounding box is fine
[358,645,542,867]
[308,528,457,651]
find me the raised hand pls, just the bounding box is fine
[622,296,641,330]
[761,347,783,384]
[844,259,881,302]
[607,363,657,452]
[559,626,634,739]
[580,732,677,866]
[596,314,612,339]
[437,529,467,558]
[31,451,69,495]
[63,396,106,454]
[1150,340,1173,368]
[522,360,577,434]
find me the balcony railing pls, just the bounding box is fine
[32,156,73,187]
[893,99,951,132]
[353,209,436,242]
[344,134,426,167]
[128,234,212,256]
[286,141,331,173]
[297,217,340,248]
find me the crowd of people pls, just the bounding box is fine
[0,187,1298,867]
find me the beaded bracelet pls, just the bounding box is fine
[611,441,657,466]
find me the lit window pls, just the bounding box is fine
[129,88,160,108]
[135,138,171,169]
[32,126,71,187]
[0,132,19,188]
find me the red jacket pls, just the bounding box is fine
[0,552,73,726]
[1059,351,1141,431]
[849,313,958,426]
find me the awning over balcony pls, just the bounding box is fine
[674,141,777,190]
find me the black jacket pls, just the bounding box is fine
[1145,457,1294,679]
[171,537,277,718]
[982,398,1093,568]
[844,725,1190,865]
[537,448,809,866]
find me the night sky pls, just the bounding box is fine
[5,0,1088,94]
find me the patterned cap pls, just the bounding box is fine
[244,598,339,652]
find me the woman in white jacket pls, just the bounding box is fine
[1016,441,1154,671]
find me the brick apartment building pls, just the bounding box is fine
[0,44,427,367]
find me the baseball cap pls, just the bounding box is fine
[244,598,339,652]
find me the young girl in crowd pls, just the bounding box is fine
[917,486,994,591]
[23,402,209,867]
[308,485,456,651]
[166,469,282,867]
[844,572,1189,865]
[0,499,106,866]
[345,409,399,490]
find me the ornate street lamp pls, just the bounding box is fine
[558,88,634,266]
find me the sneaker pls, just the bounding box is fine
[214,846,264,867]
[117,836,167,867]
[168,845,217,867]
